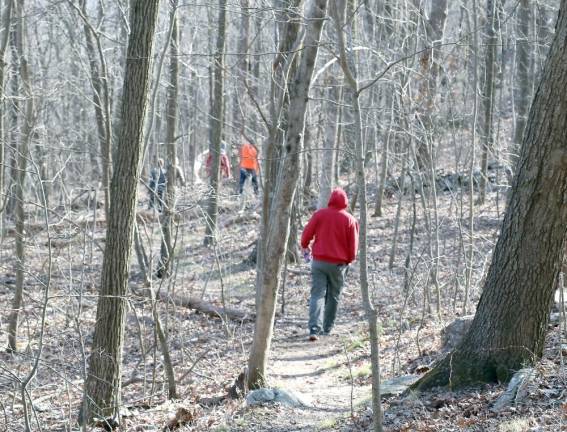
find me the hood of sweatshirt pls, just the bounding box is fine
[327,188,348,210]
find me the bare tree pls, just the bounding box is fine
[247,0,328,388]
[232,0,250,134]
[478,0,501,204]
[72,0,114,221]
[204,0,227,246]
[6,0,34,353]
[512,0,531,168]
[317,81,339,209]
[261,0,301,224]
[0,0,13,212]
[415,0,448,171]
[414,0,567,390]
[159,0,181,279]
[155,0,181,399]
[80,0,160,423]
[255,0,301,275]
[330,1,383,429]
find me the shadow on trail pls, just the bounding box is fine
[297,404,351,414]
[272,352,367,379]
[274,348,342,362]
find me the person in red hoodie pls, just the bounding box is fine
[301,188,359,341]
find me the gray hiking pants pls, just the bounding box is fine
[308,259,348,334]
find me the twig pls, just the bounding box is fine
[177,351,209,383]
[343,342,355,421]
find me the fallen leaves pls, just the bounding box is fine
[164,407,198,431]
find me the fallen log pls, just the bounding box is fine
[221,211,260,229]
[135,288,255,322]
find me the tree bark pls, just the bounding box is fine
[159,2,180,278]
[255,0,302,300]
[331,1,383,429]
[317,83,338,209]
[204,0,227,246]
[261,0,302,229]
[373,90,393,217]
[80,0,159,423]
[414,0,567,390]
[512,0,530,169]
[77,0,113,221]
[6,0,33,353]
[233,0,250,134]
[155,1,180,400]
[415,0,448,171]
[247,0,328,389]
[478,0,500,204]
[0,0,13,215]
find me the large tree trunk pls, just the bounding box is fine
[414,1,567,390]
[247,0,328,389]
[204,0,227,246]
[80,0,159,423]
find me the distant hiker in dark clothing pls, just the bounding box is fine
[301,188,359,341]
[149,158,166,211]
[239,141,259,195]
[148,158,186,211]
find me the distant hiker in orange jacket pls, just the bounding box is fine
[301,188,359,341]
[239,141,259,195]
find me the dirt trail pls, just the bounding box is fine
[231,306,372,431]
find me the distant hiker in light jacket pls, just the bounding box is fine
[206,143,232,179]
[301,188,359,341]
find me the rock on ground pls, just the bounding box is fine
[246,388,309,408]
[441,315,474,350]
[491,368,536,412]
[380,375,420,397]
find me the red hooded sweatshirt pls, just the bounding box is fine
[301,188,359,264]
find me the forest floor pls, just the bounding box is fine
[0,181,565,431]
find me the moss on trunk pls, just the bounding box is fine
[412,342,540,391]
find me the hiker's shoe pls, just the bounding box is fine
[309,327,320,341]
